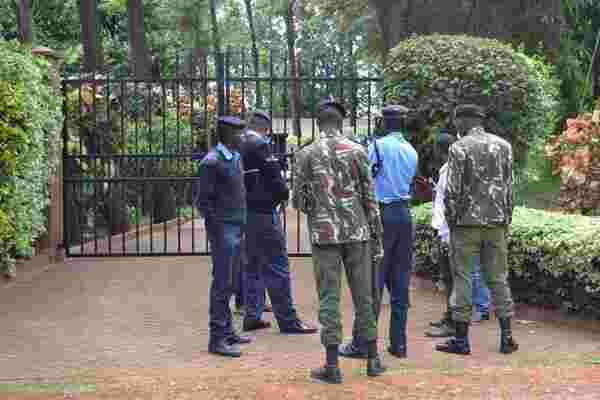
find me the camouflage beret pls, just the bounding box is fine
[382,105,411,119]
[318,96,347,118]
[217,116,246,128]
[453,104,486,119]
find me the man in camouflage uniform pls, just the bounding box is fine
[292,98,386,383]
[435,104,519,356]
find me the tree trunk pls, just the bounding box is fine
[127,0,150,79]
[79,0,98,73]
[244,0,261,108]
[286,0,302,138]
[14,0,34,45]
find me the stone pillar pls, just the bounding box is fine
[32,47,65,263]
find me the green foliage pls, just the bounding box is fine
[385,35,560,164]
[557,0,600,115]
[413,203,600,317]
[0,39,63,277]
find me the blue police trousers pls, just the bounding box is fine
[378,202,413,351]
[244,210,298,328]
[206,220,243,342]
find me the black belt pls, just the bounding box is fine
[379,200,409,208]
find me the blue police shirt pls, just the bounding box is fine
[368,132,418,203]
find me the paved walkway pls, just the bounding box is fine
[2,222,600,398]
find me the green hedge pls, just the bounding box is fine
[0,39,63,278]
[413,203,600,317]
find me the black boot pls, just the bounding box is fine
[208,338,242,357]
[311,346,343,384]
[339,340,367,359]
[499,317,519,354]
[435,321,471,355]
[366,341,386,377]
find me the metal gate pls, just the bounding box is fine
[62,49,383,257]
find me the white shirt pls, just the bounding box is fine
[431,162,450,243]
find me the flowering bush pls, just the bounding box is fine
[0,39,63,278]
[545,107,600,214]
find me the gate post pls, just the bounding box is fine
[216,51,225,117]
[32,47,65,263]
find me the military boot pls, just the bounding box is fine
[339,341,367,359]
[435,322,471,355]
[498,317,519,354]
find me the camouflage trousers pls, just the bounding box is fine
[449,226,514,323]
[312,241,378,347]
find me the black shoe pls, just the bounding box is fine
[387,346,407,358]
[498,317,519,354]
[208,339,242,357]
[339,342,367,359]
[310,365,342,384]
[473,310,490,323]
[435,338,471,355]
[367,356,387,377]
[243,318,271,332]
[227,334,253,345]
[425,320,456,338]
[279,320,318,334]
[435,321,471,355]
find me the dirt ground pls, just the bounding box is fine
[1,214,600,399]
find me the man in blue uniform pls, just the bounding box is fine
[339,105,418,359]
[240,110,317,335]
[195,116,252,357]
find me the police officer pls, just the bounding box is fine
[339,105,418,359]
[240,110,317,335]
[292,98,385,384]
[435,104,519,355]
[195,116,252,357]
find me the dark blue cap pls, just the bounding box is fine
[453,104,486,119]
[318,96,347,118]
[438,132,456,146]
[382,105,410,119]
[252,110,271,123]
[217,116,246,128]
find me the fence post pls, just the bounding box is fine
[216,51,225,117]
[32,47,65,263]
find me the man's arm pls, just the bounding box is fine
[291,151,310,213]
[356,149,382,240]
[195,161,218,220]
[505,145,514,226]
[444,145,465,227]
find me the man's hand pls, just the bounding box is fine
[371,236,384,263]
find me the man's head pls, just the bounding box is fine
[317,97,346,131]
[250,110,272,136]
[382,105,410,135]
[216,116,246,150]
[452,104,486,136]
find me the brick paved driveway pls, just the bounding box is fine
[1,218,600,398]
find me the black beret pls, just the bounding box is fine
[217,116,246,128]
[252,110,271,123]
[438,131,456,146]
[453,104,486,119]
[382,105,411,119]
[318,96,347,118]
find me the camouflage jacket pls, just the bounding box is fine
[444,126,513,227]
[292,128,383,245]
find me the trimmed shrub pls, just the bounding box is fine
[413,202,600,317]
[0,39,63,277]
[384,34,560,170]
